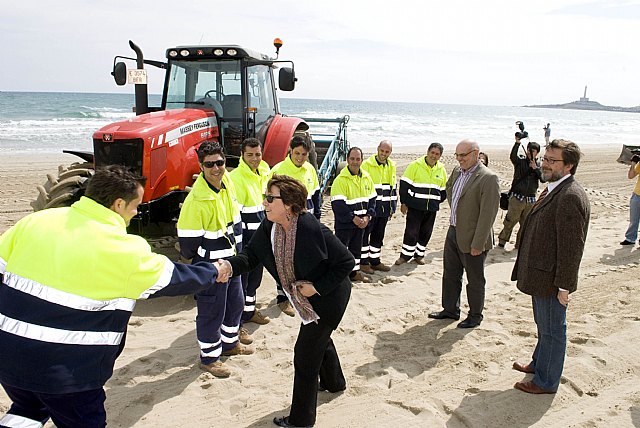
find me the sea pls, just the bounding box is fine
[1,91,639,155]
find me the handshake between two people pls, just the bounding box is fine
[214,259,233,283]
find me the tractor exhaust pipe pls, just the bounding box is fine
[129,40,149,116]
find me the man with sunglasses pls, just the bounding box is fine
[229,138,271,329]
[512,139,590,394]
[177,142,252,379]
[429,139,500,328]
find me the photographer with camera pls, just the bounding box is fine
[498,124,544,249]
[620,153,640,246]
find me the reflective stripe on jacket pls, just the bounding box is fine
[330,167,377,229]
[361,155,397,217]
[229,157,269,231]
[271,155,322,219]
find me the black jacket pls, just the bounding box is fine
[228,212,354,329]
[510,143,544,197]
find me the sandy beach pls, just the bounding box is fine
[1,145,639,427]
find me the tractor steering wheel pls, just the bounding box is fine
[204,90,218,98]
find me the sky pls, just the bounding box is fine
[2,0,640,106]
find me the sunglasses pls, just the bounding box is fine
[263,194,283,203]
[202,159,225,168]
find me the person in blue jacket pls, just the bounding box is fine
[0,165,225,428]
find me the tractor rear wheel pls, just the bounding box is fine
[31,162,94,211]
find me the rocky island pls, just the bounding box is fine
[525,86,640,113]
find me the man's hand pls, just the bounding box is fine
[557,289,570,307]
[214,259,232,283]
[353,216,368,229]
[400,204,408,215]
[470,248,482,256]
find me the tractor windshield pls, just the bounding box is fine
[163,59,277,137]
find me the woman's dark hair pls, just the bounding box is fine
[428,142,444,155]
[197,141,225,163]
[86,165,147,208]
[478,152,489,166]
[267,174,308,214]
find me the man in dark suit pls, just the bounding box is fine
[511,139,590,394]
[429,139,500,328]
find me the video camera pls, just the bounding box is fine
[515,121,528,140]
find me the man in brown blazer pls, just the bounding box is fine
[428,139,500,328]
[511,139,590,394]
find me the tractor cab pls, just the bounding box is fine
[112,40,297,167]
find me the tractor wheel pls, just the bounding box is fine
[31,164,94,211]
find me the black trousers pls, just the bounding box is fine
[1,384,106,428]
[441,226,487,321]
[400,208,437,260]
[361,216,389,266]
[288,321,345,426]
[241,263,264,321]
[335,227,364,275]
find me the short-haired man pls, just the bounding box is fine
[360,140,397,274]
[512,139,590,394]
[229,138,271,327]
[395,142,447,266]
[0,165,225,427]
[270,135,322,315]
[497,138,544,249]
[178,142,252,379]
[429,139,500,328]
[331,147,377,282]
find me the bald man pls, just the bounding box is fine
[428,139,500,328]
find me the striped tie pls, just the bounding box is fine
[533,187,548,209]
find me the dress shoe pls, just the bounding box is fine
[247,309,271,325]
[620,240,635,246]
[351,272,371,283]
[221,343,254,356]
[457,317,481,328]
[278,301,295,317]
[512,361,534,374]
[199,361,231,378]
[428,311,460,321]
[360,264,375,275]
[371,263,391,272]
[514,380,556,394]
[394,257,407,265]
[239,327,253,345]
[273,416,313,427]
[413,257,426,265]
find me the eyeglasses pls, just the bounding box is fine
[202,159,225,168]
[263,194,283,203]
[542,156,563,164]
[454,149,477,158]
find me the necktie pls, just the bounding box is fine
[533,187,548,209]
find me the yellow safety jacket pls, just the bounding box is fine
[361,155,397,217]
[330,167,377,229]
[177,171,242,262]
[399,157,448,211]
[229,157,269,231]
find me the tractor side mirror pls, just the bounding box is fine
[279,67,296,91]
[112,62,127,86]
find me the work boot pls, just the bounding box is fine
[360,264,375,275]
[239,327,253,345]
[247,310,271,325]
[413,257,426,265]
[222,343,254,356]
[278,300,295,317]
[351,272,371,283]
[199,361,231,378]
[394,257,407,265]
[371,263,391,272]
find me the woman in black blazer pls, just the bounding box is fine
[225,174,354,428]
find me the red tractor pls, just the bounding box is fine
[32,39,349,236]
